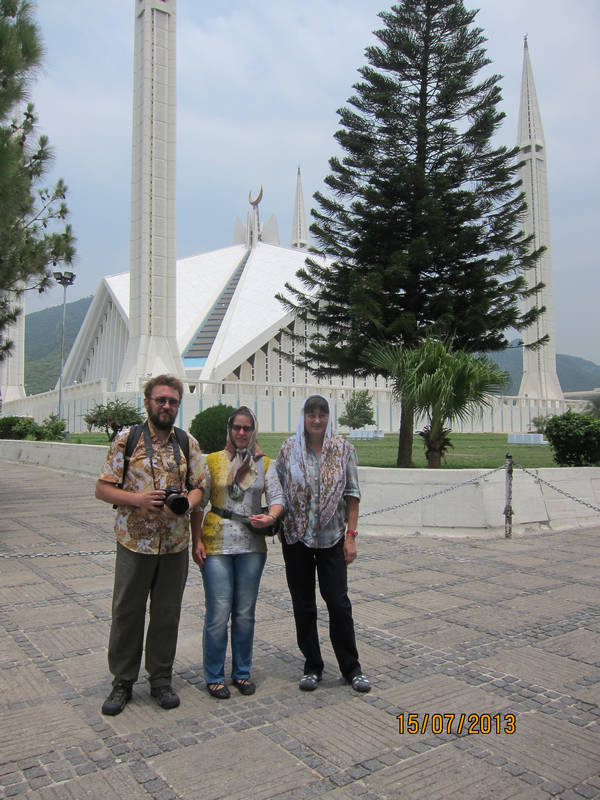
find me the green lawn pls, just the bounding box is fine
[71,431,556,469]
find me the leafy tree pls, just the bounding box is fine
[0,0,75,361]
[189,405,237,454]
[338,389,376,429]
[83,399,144,441]
[544,410,600,467]
[369,338,507,467]
[278,0,543,466]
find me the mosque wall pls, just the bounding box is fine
[2,375,578,437]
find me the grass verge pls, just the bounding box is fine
[69,431,557,469]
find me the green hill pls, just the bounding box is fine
[488,344,600,395]
[22,299,600,396]
[24,296,93,395]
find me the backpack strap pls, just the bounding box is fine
[112,423,144,509]
[118,423,144,490]
[173,426,192,490]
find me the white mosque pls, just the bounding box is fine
[0,1,573,433]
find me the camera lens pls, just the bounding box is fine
[164,492,189,516]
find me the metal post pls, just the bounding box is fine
[53,271,75,421]
[504,453,513,539]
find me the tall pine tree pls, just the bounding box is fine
[278,0,544,466]
[0,0,75,361]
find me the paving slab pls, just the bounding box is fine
[2,461,600,800]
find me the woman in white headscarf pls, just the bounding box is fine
[275,394,371,693]
[192,406,283,699]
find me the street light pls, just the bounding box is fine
[53,270,76,423]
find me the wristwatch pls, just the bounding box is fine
[346,529,357,537]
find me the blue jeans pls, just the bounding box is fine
[201,552,266,684]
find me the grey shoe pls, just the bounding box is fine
[101,684,132,716]
[350,674,371,693]
[299,673,321,691]
[151,685,180,709]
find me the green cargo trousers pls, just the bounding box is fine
[107,543,189,689]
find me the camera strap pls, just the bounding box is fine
[142,422,184,492]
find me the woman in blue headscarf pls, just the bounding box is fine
[275,394,371,693]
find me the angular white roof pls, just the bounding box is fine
[102,241,318,382]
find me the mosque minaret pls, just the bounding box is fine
[517,37,563,400]
[117,0,184,390]
[0,293,26,403]
[291,167,308,249]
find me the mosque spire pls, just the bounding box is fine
[117,0,184,390]
[0,291,26,403]
[291,167,308,249]
[517,37,563,401]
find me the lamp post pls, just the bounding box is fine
[53,271,75,422]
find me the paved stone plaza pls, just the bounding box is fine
[1,461,600,799]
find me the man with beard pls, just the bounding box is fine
[95,375,206,716]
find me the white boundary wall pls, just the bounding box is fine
[2,440,599,538]
[0,379,583,435]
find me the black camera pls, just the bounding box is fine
[163,487,189,516]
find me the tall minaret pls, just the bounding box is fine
[291,167,308,249]
[517,38,563,400]
[0,293,26,402]
[117,0,183,390]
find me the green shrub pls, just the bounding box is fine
[529,415,550,435]
[544,410,600,466]
[189,404,237,454]
[0,415,42,439]
[39,414,68,441]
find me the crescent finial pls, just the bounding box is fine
[249,185,263,207]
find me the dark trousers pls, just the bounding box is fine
[107,543,188,688]
[281,537,361,680]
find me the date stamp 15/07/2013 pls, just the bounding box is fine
[397,713,516,736]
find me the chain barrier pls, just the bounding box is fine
[514,463,600,514]
[2,461,599,559]
[0,549,116,560]
[360,465,506,518]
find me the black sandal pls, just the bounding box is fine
[207,682,230,699]
[232,678,256,696]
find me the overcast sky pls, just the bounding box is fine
[26,0,599,362]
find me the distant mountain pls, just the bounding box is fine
[24,297,93,395]
[487,344,600,395]
[22,298,600,396]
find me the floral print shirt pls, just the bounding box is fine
[99,421,207,555]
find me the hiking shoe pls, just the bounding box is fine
[350,674,371,693]
[101,684,132,716]
[151,685,180,709]
[299,673,321,691]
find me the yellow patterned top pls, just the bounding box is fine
[201,450,284,556]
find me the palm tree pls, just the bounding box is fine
[369,339,508,468]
